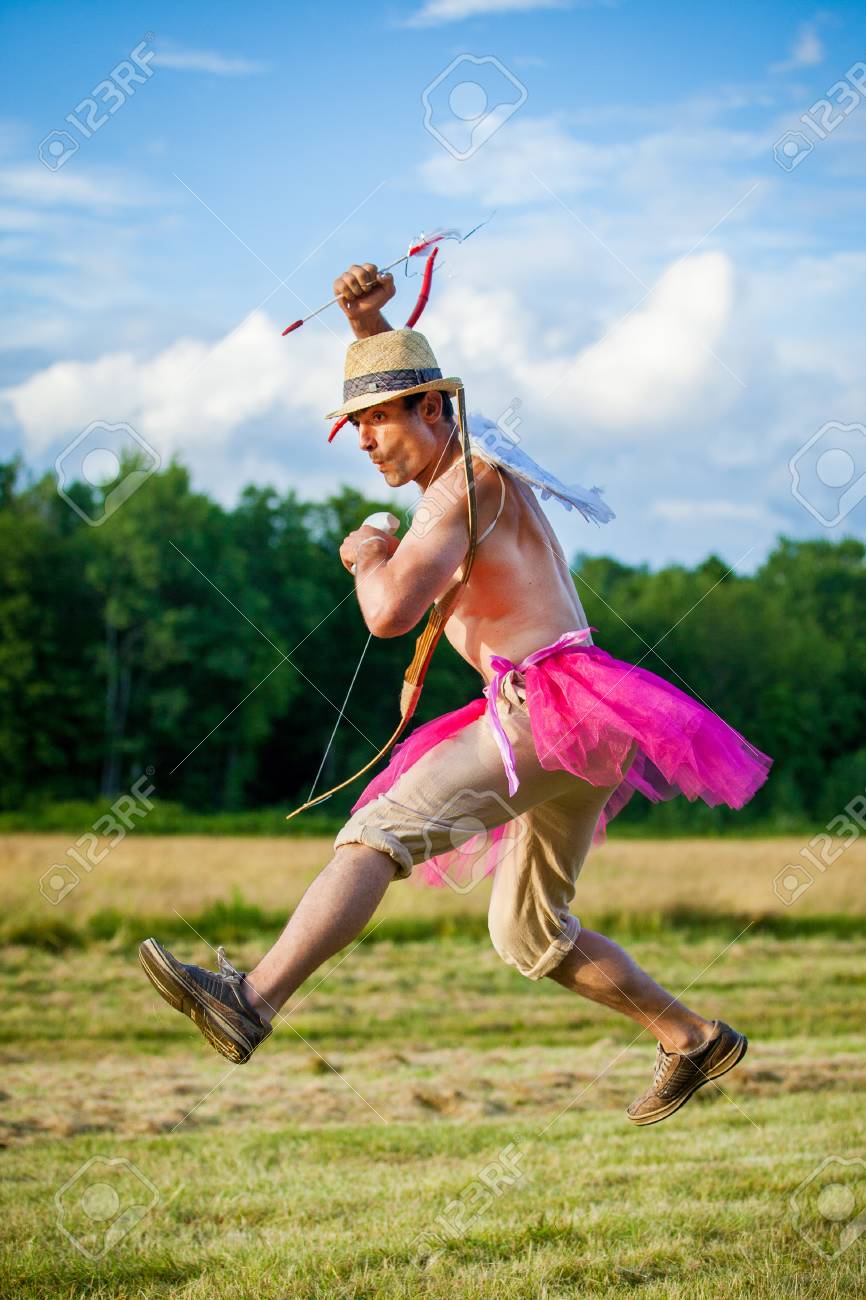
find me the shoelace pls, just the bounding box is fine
[216,946,245,986]
[652,1044,673,1087]
[653,1032,716,1087]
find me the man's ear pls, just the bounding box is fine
[419,390,443,423]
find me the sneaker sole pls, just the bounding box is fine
[626,1032,748,1126]
[139,938,261,1064]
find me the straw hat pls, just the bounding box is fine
[325,327,462,420]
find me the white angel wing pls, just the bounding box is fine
[466,411,615,526]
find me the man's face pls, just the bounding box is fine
[349,395,441,488]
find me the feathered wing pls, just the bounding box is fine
[467,412,615,527]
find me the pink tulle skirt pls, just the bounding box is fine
[351,629,773,887]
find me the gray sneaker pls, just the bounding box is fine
[626,1020,748,1126]
[139,938,272,1064]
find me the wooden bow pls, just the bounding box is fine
[285,384,478,821]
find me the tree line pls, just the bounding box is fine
[2,455,864,833]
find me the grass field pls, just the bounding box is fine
[2,833,865,1297]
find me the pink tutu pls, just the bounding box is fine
[351,628,773,887]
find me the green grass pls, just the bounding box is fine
[0,797,819,838]
[3,1097,864,1298]
[2,919,865,1296]
[0,800,344,837]
[6,891,866,954]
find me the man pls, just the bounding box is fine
[141,261,772,1126]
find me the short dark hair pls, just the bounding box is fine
[403,389,454,421]
[348,390,454,428]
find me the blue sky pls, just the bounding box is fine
[2,0,865,571]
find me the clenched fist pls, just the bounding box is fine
[339,523,400,574]
[333,263,396,339]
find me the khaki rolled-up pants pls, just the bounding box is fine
[335,670,638,981]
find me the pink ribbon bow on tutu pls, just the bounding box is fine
[483,627,597,797]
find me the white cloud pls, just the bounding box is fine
[4,87,865,569]
[0,312,332,457]
[0,203,51,231]
[0,164,150,209]
[791,25,824,66]
[420,116,621,206]
[0,155,177,356]
[3,231,864,572]
[543,252,735,428]
[151,48,267,76]
[0,249,737,510]
[406,0,568,27]
[417,112,768,264]
[649,499,770,523]
[426,250,735,433]
[770,22,825,74]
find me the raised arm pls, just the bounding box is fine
[334,263,396,339]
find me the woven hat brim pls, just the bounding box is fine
[325,376,463,421]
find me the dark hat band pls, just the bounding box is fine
[343,366,443,402]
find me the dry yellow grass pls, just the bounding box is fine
[3,831,863,924]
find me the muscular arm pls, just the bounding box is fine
[350,458,489,638]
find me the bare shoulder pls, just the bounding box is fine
[457,452,508,505]
[418,451,502,519]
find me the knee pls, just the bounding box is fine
[488,905,580,982]
[333,813,413,880]
[330,841,402,883]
